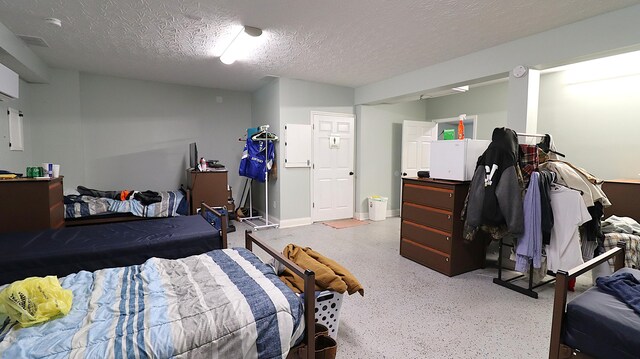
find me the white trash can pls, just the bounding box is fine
[368,196,388,221]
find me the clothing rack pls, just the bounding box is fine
[517,132,565,157]
[493,237,556,299]
[516,132,546,138]
[240,125,279,231]
[493,136,557,298]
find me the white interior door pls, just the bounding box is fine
[312,112,355,222]
[401,120,438,177]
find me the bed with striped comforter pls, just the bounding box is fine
[64,190,186,219]
[0,248,305,359]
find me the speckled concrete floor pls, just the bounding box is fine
[227,217,589,359]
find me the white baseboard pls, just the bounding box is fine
[355,212,367,220]
[355,209,399,221]
[279,217,313,228]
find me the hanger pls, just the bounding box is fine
[251,131,278,141]
[551,181,583,195]
[536,134,565,158]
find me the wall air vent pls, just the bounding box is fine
[17,35,50,48]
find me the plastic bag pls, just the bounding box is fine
[0,276,73,327]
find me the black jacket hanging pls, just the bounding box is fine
[464,127,524,236]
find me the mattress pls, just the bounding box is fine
[0,248,304,358]
[0,215,221,285]
[564,267,640,359]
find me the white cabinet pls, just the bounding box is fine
[429,139,490,181]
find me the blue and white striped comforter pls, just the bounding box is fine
[0,248,305,359]
[65,191,184,219]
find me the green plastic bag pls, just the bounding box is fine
[0,276,73,327]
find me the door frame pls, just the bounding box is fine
[309,111,356,222]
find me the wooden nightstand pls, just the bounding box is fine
[0,177,64,233]
[186,169,228,215]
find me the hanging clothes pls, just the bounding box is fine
[464,127,524,240]
[515,171,542,272]
[239,135,275,182]
[546,185,592,273]
[538,170,556,245]
[539,160,610,208]
[518,144,539,188]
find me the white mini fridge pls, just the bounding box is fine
[429,139,490,181]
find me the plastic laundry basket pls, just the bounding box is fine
[314,290,344,339]
[368,196,388,221]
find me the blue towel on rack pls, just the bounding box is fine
[247,127,260,138]
[596,271,640,315]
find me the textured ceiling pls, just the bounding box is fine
[0,0,638,91]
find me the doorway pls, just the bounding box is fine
[311,112,355,222]
[401,120,438,178]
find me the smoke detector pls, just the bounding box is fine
[44,18,62,27]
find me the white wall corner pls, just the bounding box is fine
[507,66,540,133]
[279,217,312,228]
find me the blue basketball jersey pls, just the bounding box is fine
[239,137,275,182]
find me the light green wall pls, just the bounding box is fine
[250,78,280,219]
[28,69,252,192]
[0,79,32,173]
[538,71,640,180]
[355,102,427,214]
[29,69,84,188]
[278,78,354,222]
[424,81,508,140]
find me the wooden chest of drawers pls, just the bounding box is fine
[187,170,228,215]
[400,178,485,276]
[0,177,64,233]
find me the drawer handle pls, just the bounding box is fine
[445,258,449,262]
[447,215,451,220]
[446,237,450,241]
[449,193,452,198]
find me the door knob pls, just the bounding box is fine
[349,172,354,175]
[402,172,407,176]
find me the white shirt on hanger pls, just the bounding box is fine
[546,185,592,273]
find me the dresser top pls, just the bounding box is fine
[403,177,468,186]
[0,176,63,183]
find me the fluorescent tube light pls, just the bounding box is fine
[220,26,263,65]
[451,85,469,93]
[563,50,640,84]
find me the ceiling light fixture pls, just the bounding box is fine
[451,85,469,93]
[220,26,263,65]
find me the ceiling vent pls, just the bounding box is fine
[17,35,50,48]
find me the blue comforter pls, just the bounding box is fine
[0,248,304,358]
